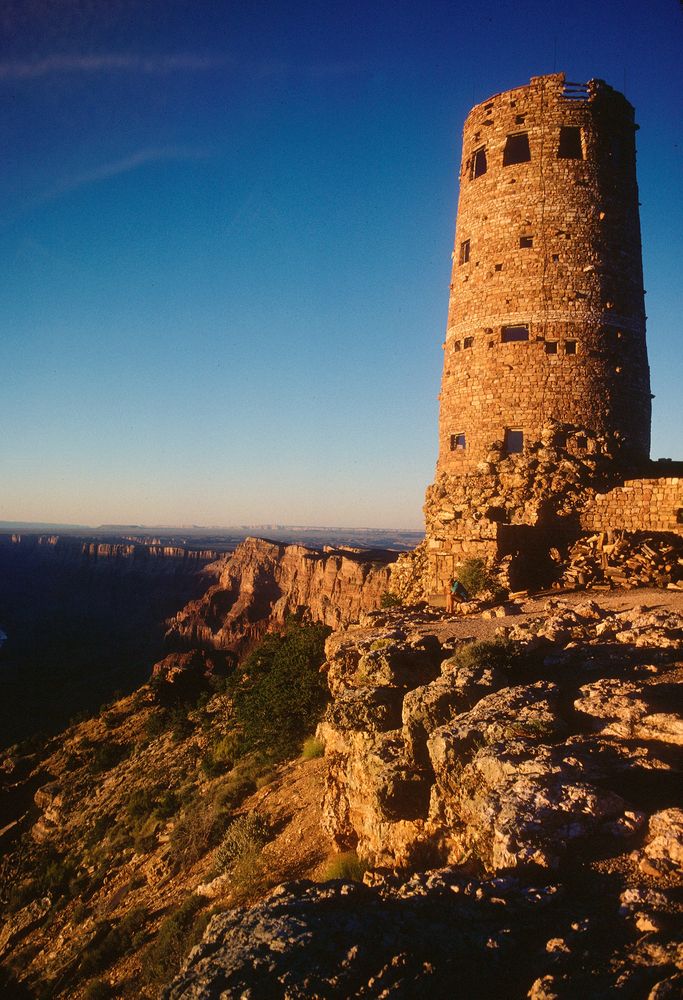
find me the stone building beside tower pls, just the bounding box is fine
[421,73,682,593]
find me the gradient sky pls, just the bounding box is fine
[1,0,681,528]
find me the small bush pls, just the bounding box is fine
[320,851,367,882]
[79,906,148,975]
[200,732,238,779]
[154,790,179,820]
[84,980,114,1000]
[143,894,208,989]
[88,741,130,774]
[455,558,491,598]
[170,794,231,870]
[233,622,330,758]
[447,636,521,674]
[213,813,270,875]
[380,591,403,608]
[301,736,324,760]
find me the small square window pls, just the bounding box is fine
[552,253,560,262]
[503,132,531,166]
[504,429,524,454]
[463,336,473,349]
[459,239,470,264]
[494,263,503,271]
[545,341,558,354]
[558,126,583,160]
[575,435,587,450]
[470,146,487,179]
[515,114,525,125]
[565,340,577,355]
[519,236,533,248]
[450,433,466,451]
[501,324,529,343]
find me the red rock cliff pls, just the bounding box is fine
[165,536,396,654]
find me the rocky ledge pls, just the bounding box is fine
[172,592,682,998]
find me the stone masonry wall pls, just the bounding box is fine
[438,73,651,475]
[580,478,683,534]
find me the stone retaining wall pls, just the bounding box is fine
[580,478,683,534]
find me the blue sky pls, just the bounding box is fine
[1,0,681,528]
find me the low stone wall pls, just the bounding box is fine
[580,478,683,534]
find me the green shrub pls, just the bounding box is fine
[154,790,180,820]
[213,813,270,874]
[447,636,521,674]
[79,906,148,975]
[380,591,403,608]
[144,709,169,739]
[200,732,238,779]
[83,979,113,1000]
[455,558,491,598]
[320,851,367,882]
[170,796,230,870]
[233,622,330,758]
[88,741,130,774]
[301,736,324,760]
[143,894,209,989]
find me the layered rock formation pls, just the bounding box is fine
[319,594,683,871]
[166,536,396,655]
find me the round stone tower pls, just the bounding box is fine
[438,73,651,476]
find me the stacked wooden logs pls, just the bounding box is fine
[560,531,683,591]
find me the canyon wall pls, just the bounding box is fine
[166,536,396,655]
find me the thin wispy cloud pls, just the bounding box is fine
[0,53,229,80]
[0,52,361,83]
[39,146,209,204]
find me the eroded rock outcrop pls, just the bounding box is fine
[166,537,396,655]
[319,597,683,873]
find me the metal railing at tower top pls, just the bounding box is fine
[561,81,590,101]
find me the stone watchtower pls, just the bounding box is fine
[438,73,651,475]
[420,73,670,594]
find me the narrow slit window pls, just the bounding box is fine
[501,324,529,343]
[504,429,524,454]
[519,235,533,248]
[453,341,461,352]
[545,341,558,354]
[503,132,531,166]
[470,146,487,179]
[565,340,577,355]
[459,239,470,264]
[558,126,583,159]
[450,433,466,451]
[463,336,474,349]
[676,508,683,525]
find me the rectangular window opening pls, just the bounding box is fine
[450,433,466,451]
[676,508,683,526]
[558,126,583,159]
[459,239,470,264]
[503,132,531,166]
[545,341,558,354]
[519,235,533,249]
[463,336,474,349]
[565,340,577,355]
[515,114,525,125]
[453,341,461,352]
[470,146,487,179]
[504,429,524,454]
[501,324,529,343]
